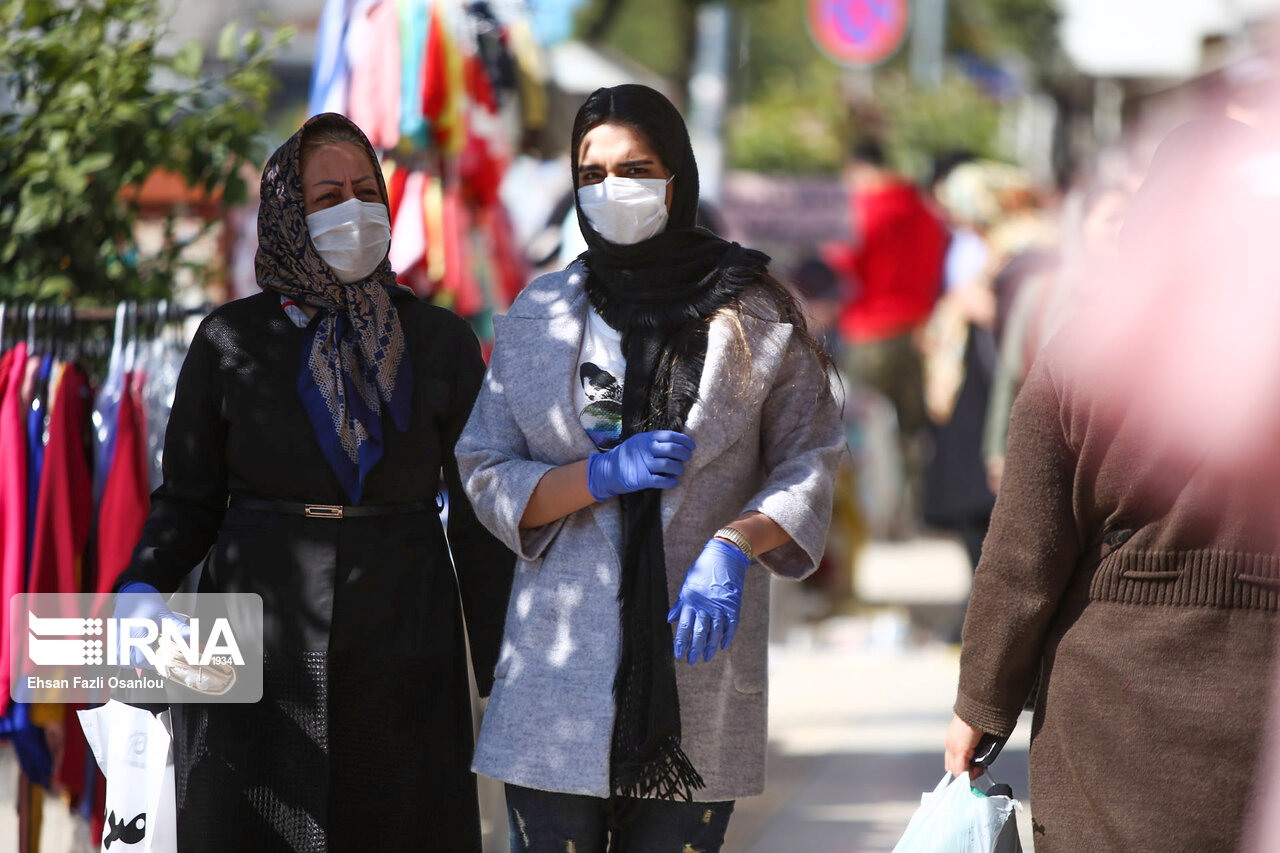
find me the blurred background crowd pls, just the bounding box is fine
[5,0,1280,850]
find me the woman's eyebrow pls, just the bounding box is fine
[310,175,378,188]
[618,159,654,168]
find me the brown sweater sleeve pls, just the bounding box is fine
[955,354,1082,736]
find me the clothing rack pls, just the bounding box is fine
[0,300,210,370]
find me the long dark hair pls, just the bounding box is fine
[570,85,833,381]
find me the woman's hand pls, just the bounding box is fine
[586,430,695,501]
[114,582,189,670]
[667,538,749,664]
[944,714,986,779]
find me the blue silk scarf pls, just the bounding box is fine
[254,113,413,503]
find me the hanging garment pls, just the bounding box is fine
[141,335,185,491]
[0,342,30,715]
[93,305,128,505]
[25,353,53,576]
[385,160,409,228]
[388,170,429,276]
[347,0,402,148]
[96,373,150,597]
[28,362,95,800]
[308,0,354,117]
[398,0,431,146]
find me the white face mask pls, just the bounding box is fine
[306,198,392,283]
[577,176,673,245]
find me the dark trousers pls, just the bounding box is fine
[504,784,735,853]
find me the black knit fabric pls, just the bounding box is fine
[119,291,513,851]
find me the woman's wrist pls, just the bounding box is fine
[713,526,755,560]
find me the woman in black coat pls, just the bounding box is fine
[114,113,513,852]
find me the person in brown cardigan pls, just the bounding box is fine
[943,118,1280,852]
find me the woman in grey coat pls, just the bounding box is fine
[456,84,843,852]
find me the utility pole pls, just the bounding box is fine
[687,3,732,204]
[909,0,946,88]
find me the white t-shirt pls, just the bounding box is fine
[575,308,625,450]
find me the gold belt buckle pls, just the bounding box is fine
[304,504,344,519]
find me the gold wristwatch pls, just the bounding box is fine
[713,526,755,561]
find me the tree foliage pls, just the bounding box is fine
[0,0,293,303]
[573,0,1061,175]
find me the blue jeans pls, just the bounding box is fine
[504,784,735,853]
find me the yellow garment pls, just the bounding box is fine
[425,174,447,283]
[506,19,548,130]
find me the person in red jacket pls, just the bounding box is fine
[824,142,947,534]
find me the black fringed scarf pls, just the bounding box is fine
[570,85,770,806]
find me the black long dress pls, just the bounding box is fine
[117,290,514,852]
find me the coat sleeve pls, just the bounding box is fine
[115,318,229,594]
[954,354,1082,737]
[455,327,567,563]
[441,320,516,698]
[742,334,845,579]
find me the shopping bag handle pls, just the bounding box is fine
[970,732,1009,768]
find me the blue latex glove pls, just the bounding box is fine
[586,430,695,502]
[667,537,750,664]
[113,582,188,670]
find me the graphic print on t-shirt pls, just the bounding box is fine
[579,362,623,450]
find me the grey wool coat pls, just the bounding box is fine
[456,263,844,801]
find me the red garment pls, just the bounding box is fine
[28,364,94,799]
[826,181,948,343]
[29,363,91,598]
[387,165,410,230]
[422,4,448,124]
[441,184,483,317]
[95,373,150,596]
[0,343,30,715]
[483,203,528,308]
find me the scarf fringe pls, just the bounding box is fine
[612,736,706,803]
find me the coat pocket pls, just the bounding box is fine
[729,637,766,695]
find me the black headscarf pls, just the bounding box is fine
[255,113,412,504]
[571,84,769,804]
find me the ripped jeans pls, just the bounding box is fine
[504,784,735,853]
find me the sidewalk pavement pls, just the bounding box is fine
[723,620,1035,852]
[717,535,1034,852]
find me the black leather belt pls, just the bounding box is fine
[230,497,438,519]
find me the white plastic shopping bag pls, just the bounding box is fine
[78,700,178,853]
[891,771,1021,853]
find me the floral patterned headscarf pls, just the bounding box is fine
[255,112,412,504]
